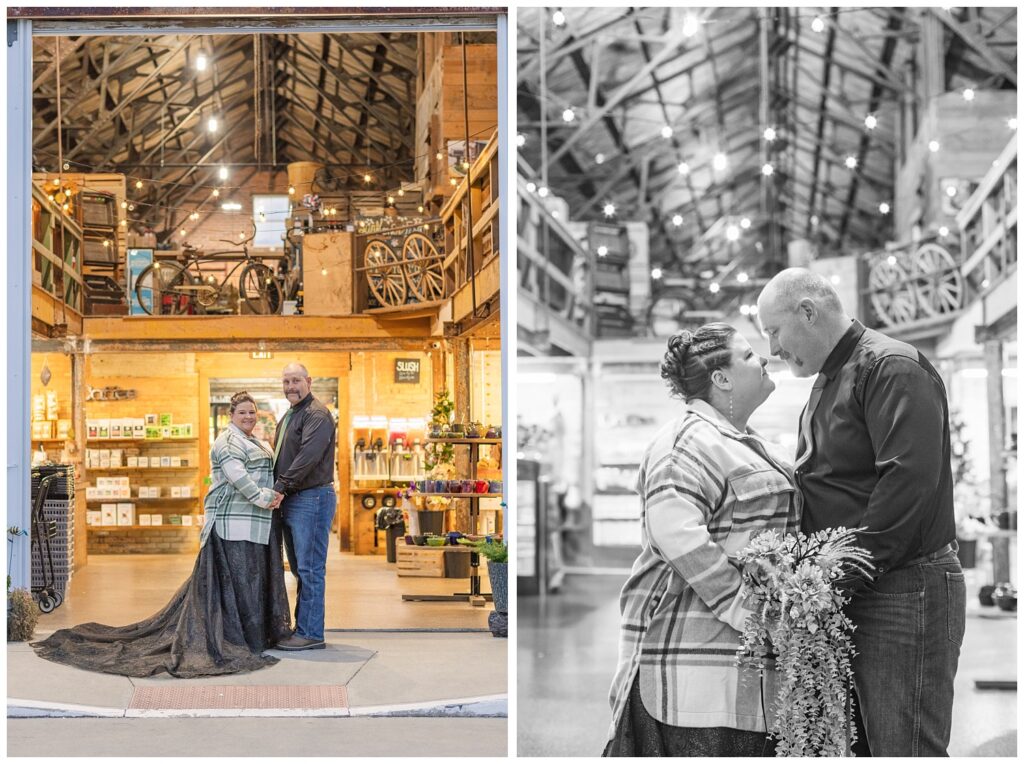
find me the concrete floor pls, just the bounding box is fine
[7,717,508,757]
[41,549,492,632]
[517,569,1017,757]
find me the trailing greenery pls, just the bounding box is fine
[7,588,39,642]
[736,527,873,757]
[457,538,508,563]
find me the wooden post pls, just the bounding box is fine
[71,350,88,570]
[984,339,1010,582]
[453,337,471,531]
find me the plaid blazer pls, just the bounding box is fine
[202,423,277,546]
[608,400,800,738]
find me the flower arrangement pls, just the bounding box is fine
[736,527,874,757]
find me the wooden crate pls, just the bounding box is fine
[397,542,446,577]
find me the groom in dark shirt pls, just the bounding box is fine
[272,362,337,651]
[758,268,964,756]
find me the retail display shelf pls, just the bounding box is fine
[424,437,502,445]
[87,497,199,504]
[418,492,503,498]
[88,524,201,531]
[595,488,637,496]
[32,438,67,443]
[86,438,198,444]
[88,466,196,472]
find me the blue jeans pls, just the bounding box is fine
[281,485,336,640]
[845,548,966,756]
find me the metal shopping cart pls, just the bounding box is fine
[30,473,64,613]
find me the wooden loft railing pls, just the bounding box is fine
[31,182,84,337]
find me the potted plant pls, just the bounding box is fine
[459,536,508,638]
[428,390,454,439]
[7,525,38,641]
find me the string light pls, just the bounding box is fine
[526,182,537,193]
[207,117,218,133]
[762,163,774,176]
[879,202,890,214]
[740,217,751,230]
[864,114,878,130]
[595,153,606,165]
[436,151,443,161]
[1008,117,1017,130]
[538,186,550,197]
[887,255,897,266]
[516,133,526,147]
[128,204,135,211]
[737,271,749,282]
[364,173,373,183]
[928,140,940,152]
[218,166,229,180]
[845,155,858,169]
[562,107,576,123]
[120,201,127,209]
[946,185,957,197]
[135,180,143,189]
[602,202,616,217]
[552,10,566,26]
[450,177,458,186]
[398,188,405,197]
[179,229,187,236]
[597,245,608,257]
[725,224,740,241]
[709,282,721,294]
[661,126,673,139]
[763,127,776,141]
[418,205,425,213]
[812,16,826,33]
[120,219,127,226]
[196,53,208,71]
[713,153,728,171]
[288,185,295,195]
[677,161,690,175]
[103,240,111,248]
[740,304,751,316]
[212,189,220,197]
[938,226,950,237]
[830,275,841,285]
[962,88,975,102]
[651,267,663,280]
[321,267,328,276]
[682,13,700,37]
[672,214,683,226]
[387,195,395,204]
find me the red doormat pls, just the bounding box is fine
[128,685,349,710]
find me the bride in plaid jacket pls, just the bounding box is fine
[604,324,800,757]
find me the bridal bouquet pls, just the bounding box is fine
[736,528,874,757]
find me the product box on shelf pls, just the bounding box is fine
[170,486,182,498]
[127,457,139,468]
[161,426,172,438]
[32,395,46,421]
[97,419,110,439]
[86,420,98,439]
[110,422,123,438]
[45,390,59,421]
[160,456,172,468]
[159,414,173,427]
[180,486,192,498]
[133,420,146,439]
[181,515,193,527]
[100,503,117,526]
[138,513,152,526]
[168,514,182,525]
[145,426,162,439]
[145,414,158,426]
[31,421,55,440]
[85,486,99,501]
[170,456,182,467]
[86,510,101,526]
[138,456,149,468]
[116,503,135,526]
[150,513,163,526]
[56,420,72,439]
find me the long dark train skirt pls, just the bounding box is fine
[603,674,776,757]
[31,514,292,678]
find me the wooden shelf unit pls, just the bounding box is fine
[31,182,85,335]
[440,134,499,287]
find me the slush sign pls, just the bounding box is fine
[394,358,421,384]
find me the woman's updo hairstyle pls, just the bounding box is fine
[660,322,737,402]
[229,391,257,413]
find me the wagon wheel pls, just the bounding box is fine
[868,256,917,326]
[364,240,407,306]
[403,233,446,302]
[912,243,963,316]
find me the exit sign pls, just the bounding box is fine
[394,358,421,384]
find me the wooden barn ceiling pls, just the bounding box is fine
[517,6,1017,282]
[32,32,418,232]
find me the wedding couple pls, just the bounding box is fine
[33,363,338,677]
[605,269,965,757]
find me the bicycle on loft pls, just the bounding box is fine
[132,225,283,316]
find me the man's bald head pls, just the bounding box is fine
[282,362,312,405]
[756,268,852,378]
[282,362,310,378]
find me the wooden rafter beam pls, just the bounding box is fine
[930,7,1017,85]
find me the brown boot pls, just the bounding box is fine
[275,634,326,651]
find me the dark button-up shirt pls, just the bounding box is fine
[272,392,337,495]
[796,320,955,578]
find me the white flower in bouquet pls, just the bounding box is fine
[737,527,874,757]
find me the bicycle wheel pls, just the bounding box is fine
[134,261,195,315]
[239,262,283,315]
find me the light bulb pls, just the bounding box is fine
[830,275,841,285]
[128,204,135,211]
[762,163,774,176]
[288,185,295,195]
[938,226,950,237]
[526,182,537,193]
[321,268,328,276]
[677,161,690,175]
[364,173,372,183]
[740,218,751,230]
[218,166,228,180]
[725,225,740,241]
[538,186,549,197]
[418,205,424,214]
[597,246,608,257]
[740,305,751,316]
[120,219,127,226]
[845,155,858,169]
[737,271,749,282]
[672,214,683,226]
[812,16,825,33]
[713,153,728,171]
[661,125,673,139]
[180,229,187,236]
[928,140,940,152]
[879,202,890,214]
[562,107,575,123]
[763,127,776,142]
[207,117,218,133]
[887,255,897,266]
[516,133,526,147]
[709,282,721,294]
[865,114,878,130]
[450,177,458,186]
[946,185,957,197]
[682,13,700,37]
[436,151,443,161]
[398,188,404,196]
[603,202,616,217]
[963,88,975,101]
[135,180,143,189]
[1008,117,1017,130]
[387,195,395,204]
[212,189,220,197]
[552,10,566,26]
[196,54,208,71]
[103,240,111,247]
[651,267,663,280]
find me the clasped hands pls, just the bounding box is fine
[268,490,285,510]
